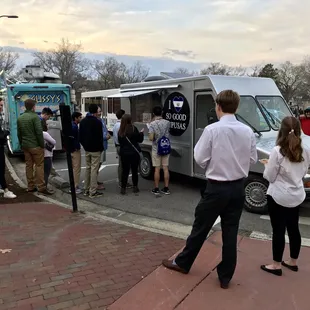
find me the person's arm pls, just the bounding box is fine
[17,119,22,145]
[98,121,104,149]
[134,126,144,143]
[194,127,212,169]
[250,132,258,164]
[43,131,56,146]
[303,148,310,177]
[118,135,125,147]
[113,123,118,144]
[79,122,84,147]
[263,148,280,183]
[148,123,155,141]
[102,120,109,141]
[34,116,44,148]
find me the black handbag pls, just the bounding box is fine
[45,141,54,152]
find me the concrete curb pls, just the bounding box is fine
[49,175,69,189]
[5,155,27,189]
[5,154,69,189]
[5,153,194,240]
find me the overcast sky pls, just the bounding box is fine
[1,0,308,67]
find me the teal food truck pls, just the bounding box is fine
[4,83,73,155]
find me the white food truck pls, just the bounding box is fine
[108,75,310,214]
[81,88,120,132]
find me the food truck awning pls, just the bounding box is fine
[107,89,159,98]
[107,84,180,98]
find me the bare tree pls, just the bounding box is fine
[300,56,310,100]
[93,57,127,89]
[123,61,149,84]
[200,62,246,76]
[249,64,262,77]
[32,38,90,87]
[201,63,230,75]
[174,67,191,75]
[93,58,149,88]
[0,47,19,74]
[277,61,305,102]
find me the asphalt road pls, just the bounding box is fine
[9,140,310,239]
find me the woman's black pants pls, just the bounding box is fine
[267,195,301,262]
[121,154,139,188]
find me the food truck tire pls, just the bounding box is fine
[139,152,154,180]
[244,175,269,214]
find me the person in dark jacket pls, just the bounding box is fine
[118,114,144,195]
[0,98,16,198]
[79,104,104,198]
[71,112,82,194]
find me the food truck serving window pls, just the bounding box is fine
[130,92,161,124]
[237,96,270,132]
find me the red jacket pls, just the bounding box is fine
[300,115,310,135]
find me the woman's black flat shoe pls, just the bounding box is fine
[282,261,298,272]
[260,265,282,276]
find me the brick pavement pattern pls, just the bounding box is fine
[0,203,184,310]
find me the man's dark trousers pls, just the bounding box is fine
[175,178,245,284]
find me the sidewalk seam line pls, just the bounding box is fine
[173,271,213,309]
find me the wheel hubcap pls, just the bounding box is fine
[245,181,267,209]
[140,158,150,175]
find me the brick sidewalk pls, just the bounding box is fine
[0,203,184,310]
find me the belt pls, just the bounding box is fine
[115,144,120,147]
[208,178,244,184]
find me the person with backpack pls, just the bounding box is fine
[148,106,171,195]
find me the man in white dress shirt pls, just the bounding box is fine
[162,90,257,289]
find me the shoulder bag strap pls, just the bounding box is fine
[125,136,140,156]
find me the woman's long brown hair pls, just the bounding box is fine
[277,116,303,162]
[118,114,133,137]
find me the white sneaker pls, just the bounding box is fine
[4,191,17,199]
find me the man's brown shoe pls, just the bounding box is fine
[162,259,188,274]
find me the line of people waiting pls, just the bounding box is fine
[69,103,172,197]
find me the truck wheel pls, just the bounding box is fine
[139,152,154,180]
[244,175,269,214]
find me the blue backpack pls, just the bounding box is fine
[157,135,171,156]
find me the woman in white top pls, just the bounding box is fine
[261,116,310,276]
[43,128,56,188]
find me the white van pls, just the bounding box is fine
[108,75,310,214]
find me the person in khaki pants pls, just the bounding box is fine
[70,112,83,194]
[79,104,104,198]
[17,99,52,195]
